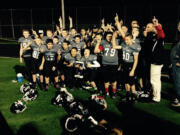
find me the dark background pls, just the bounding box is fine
[0,0,180,42]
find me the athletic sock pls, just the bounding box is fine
[105,88,109,93]
[112,88,117,93]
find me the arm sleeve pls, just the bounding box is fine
[90,61,101,68]
[155,25,165,39]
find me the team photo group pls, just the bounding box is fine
[18,13,180,106]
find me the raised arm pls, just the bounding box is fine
[112,31,122,50]
[94,38,102,54]
[69,16,73,29]
[59,16,63,30]
[114,13,125,38]
[152,16,165,39]
[32,29,39,39]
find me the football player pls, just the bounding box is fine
[81,48,100,91]
[39,39,61,91]
[94,31,119,99]
[71,35,86,56]
[18,29,33,81]
[25,37,44,89]
[58,40,72,87]
[112,28,141,102]
[64,47,81,90]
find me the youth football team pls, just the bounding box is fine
[18,14,167,103]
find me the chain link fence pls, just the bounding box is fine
[0,5,180,42]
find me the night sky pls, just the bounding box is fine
[1,0,180,42]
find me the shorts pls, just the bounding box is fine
[57,61,65,75]
[102,65,118,83]
[122,62,135,85]
[31,59,43,75]
[84,69,97,82]
[44,62,58,77]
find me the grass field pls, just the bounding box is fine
[0,57,180,135]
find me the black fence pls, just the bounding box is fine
[0,5,180,42]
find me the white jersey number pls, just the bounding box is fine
[32,50,40,59]
[123,51,130,61]
[104,48,116,57]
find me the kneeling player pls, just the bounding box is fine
[40,39,61,91]
[81,48,100,92]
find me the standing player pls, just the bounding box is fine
[71,35,86,56]
[64,47,81,90]
[94,32,119,99]
[27,38,44,89]
[58,40,72,87]
[18,29,33,81]
[42,30,54,43]
[39,39,61,91]
[112,32,141,102]
[114,14,141,102]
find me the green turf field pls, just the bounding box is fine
[0,57,180,135]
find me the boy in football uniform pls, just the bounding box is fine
[64,47,81,90]
[18,29,33,81]
[113,14,141,101]
[81,48,100,91]
[71,35,86,56]
[39,39,61,91]
[112,31,141,102]
[58,40,72,87]
[94,32,119,99]
[42,30,54,43]
[25,38,44,89]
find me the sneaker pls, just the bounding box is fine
[69,88,74,91]
[126,92,131,102]
[39,83,44,90]
[61,83,66,88]
[82,84,91,90]
[131,93,137,102]
[74,74,80,78]
[172,102,180,107]
[149,99,159,104]
[172,98,179,104]
[44,85,49,91]
[55,83,60,90]
[78,75,83,79]
[32,82,36,89]
[111,93,116,99]
[171,99,180,107]
[102,92,109,97]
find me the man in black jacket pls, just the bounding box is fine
[143,17,165,103]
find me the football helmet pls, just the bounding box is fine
[65,114,83,133]
[10,100,27,114]
[20,82,33,94]
[91,94,107,110]
[22,89,38,101]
